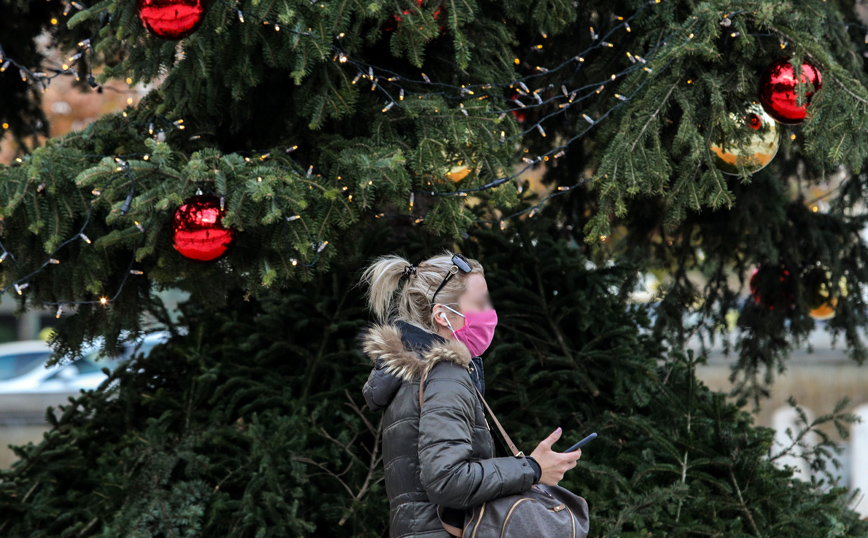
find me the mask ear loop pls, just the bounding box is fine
[437,304,464,337]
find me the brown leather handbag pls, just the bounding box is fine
[419,369,591,538]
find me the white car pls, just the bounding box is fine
[0,333,169,422]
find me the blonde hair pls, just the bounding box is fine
[358,249,484,333]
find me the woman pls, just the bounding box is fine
[357,250,583,537]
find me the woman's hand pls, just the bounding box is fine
[529,427,583,486]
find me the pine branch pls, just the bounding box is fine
[728,466,762,538]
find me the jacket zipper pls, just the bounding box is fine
[469,365,493,455]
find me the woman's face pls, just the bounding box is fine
[433,273,492,337]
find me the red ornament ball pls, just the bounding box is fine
[137,0,206,40]
[749,263,797,311]
[757,57,822,125]
[172,195,236,261]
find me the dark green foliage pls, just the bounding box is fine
[2,219,865,537]
[5,0,868,400]
[465,219,867,536]
[3,0,868,534]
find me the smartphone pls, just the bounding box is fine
[564,432,596,453]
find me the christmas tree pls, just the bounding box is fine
[2,0,868,535]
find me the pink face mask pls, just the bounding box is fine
[437,304,498,357]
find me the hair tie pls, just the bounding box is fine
[400,264,417,280]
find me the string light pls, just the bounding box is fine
[3,0,669,155]
[0,182,158,313]
[0,0,681,297]
[0,7,104,95]
[0,166,328,312]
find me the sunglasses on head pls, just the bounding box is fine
[429,253,472,311]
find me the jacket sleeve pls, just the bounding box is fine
[418,367,536,509]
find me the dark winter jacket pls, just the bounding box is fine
[359,319,540,538]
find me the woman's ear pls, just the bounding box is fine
[432,307,449,328]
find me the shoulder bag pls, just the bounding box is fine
[419,368,591,538]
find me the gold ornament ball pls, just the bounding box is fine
[445,164,471,182]
[804,268,848,321]
[709,102,780,175]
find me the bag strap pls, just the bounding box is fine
[419,368,524,458]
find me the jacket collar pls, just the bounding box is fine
[358,319,473,382]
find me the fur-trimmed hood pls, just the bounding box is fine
[359,320,472,382]
[359,319,486,412]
